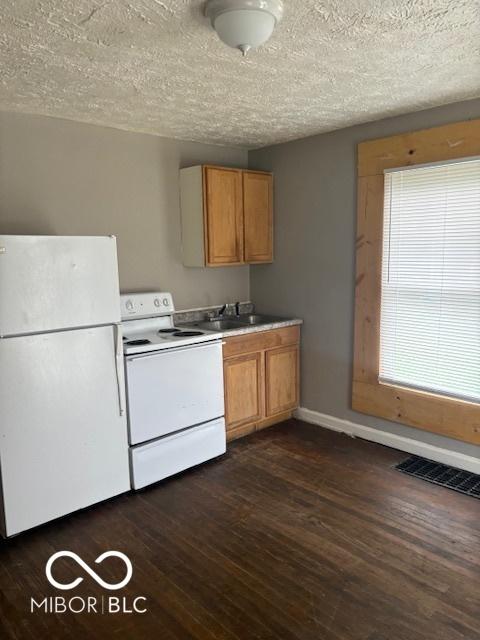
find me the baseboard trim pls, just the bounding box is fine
[294,407,480,475]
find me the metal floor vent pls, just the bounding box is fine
[395,456,480,499]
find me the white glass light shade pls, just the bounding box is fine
[213,10,275,55]
[205,0,284,55]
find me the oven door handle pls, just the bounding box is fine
[126,339,222,362]
[114,324,126,416]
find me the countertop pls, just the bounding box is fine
[178,317,303,339]
[175,304,302,339]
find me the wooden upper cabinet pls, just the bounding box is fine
[204,167,243,265]
[243,171,273,263]
[180,165,273,267]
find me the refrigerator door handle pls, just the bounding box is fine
[114,324,126,416]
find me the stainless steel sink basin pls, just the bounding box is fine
[236,314,285,325]
[194,319,247,331]
[184,314,288,333]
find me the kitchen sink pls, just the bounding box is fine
[236,314,285,325]
[194,319,247,331]
[186,314,288,333]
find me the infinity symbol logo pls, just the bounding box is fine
[46,551,133,591]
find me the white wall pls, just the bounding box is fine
[0,112,249,310]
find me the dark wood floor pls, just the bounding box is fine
[1,419,480,640]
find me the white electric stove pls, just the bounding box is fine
[121,292,226,489]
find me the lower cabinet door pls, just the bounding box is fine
[265,345,299,416]
[224,352,264,431]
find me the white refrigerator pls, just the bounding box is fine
[0,235,130,536]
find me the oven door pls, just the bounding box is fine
[125,340,224,445]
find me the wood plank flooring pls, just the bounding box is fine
[1,419,480,640]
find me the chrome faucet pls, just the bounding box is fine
[209,302,240,320]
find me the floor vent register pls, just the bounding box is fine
[396,456,480,499]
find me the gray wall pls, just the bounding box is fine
[0,112,249,310]
[249,98,480,457]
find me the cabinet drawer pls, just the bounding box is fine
[130,418,226,489]
[223,325,300,358]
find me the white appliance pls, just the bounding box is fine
[0,235,131,537]
[121,292,226,489]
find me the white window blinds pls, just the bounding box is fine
[379,157,480,403]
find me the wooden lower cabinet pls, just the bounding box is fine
[223,326,300,441]
[265,345,299,416]
[224,352,264,429]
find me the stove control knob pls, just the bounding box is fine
[154,298,161,307]
[126,299,134,311]
[162,297,170,307]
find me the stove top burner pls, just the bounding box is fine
[126,339,151,346]
[158,328,178,333]
[172,331,204,337]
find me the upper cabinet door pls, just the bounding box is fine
[243,171,273,264]
[204,167,243,266]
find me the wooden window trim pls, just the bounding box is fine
[353,118,480,445]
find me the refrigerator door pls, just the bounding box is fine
[0,325,130,536]
[0,235,121,336]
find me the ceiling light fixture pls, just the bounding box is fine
[205,0,284,56]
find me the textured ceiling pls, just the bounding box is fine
[0,1,479,148]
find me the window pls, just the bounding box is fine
[380,158,480,403]
[352,117,480,445]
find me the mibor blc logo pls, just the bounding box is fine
[30,551,147,614]
[46,551,133,590]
